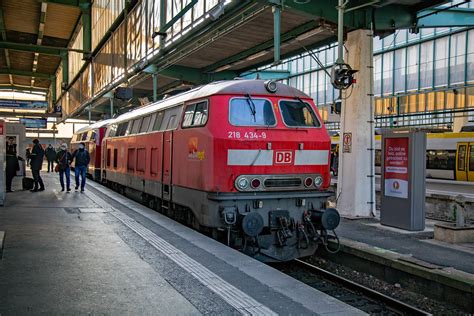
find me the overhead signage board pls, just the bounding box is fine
[19,118,47,129]
[0,99,48,109]
[383,137,409,199]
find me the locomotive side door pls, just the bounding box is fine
[455,142,468,181]
[162,130,173,201]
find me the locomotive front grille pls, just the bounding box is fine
[264,178,302,188]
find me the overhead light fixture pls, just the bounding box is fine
[209,2,225,21]
[295,27,325,41]
[245,51,268,61]
[214,64,232,72]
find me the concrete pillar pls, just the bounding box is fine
[453,115,468,132]
[336,29,375,218]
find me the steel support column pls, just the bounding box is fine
[61,52,69,88]
[80,2,92,57]
[153,73,158,102]
[273,5,281,64]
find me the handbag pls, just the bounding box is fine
[55,153,66,173]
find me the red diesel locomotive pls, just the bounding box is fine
[71,119,111,180]
[101,80,340,262]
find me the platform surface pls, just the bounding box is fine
[336,217,474,274]
[0,172,364,315]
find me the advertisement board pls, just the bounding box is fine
[0,100,48,109]
[19,118,47,129]
[383,137,409,199]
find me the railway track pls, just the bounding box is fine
[276,259,431,315]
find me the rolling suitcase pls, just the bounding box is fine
[22,177,34,190]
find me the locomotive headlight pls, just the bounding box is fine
[264,80,277,93]
[236,177,249,190]
[314,176,323,188]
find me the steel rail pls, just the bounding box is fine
[294,259,432,316]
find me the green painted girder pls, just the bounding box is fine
[0,85,48,93]
[0,41,89,56]
[38,0,91,9]
[159,65,238,84]
[203,20,322,72]
[159,0,198,34]
[270,0,447,30]
[0,68,53,79]
[416,8,474,28]
[241,70,290,80]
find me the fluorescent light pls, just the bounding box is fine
[296,27,325,41]
[245,51,268,61]
[214,64,232,72]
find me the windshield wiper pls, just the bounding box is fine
[245,93,257,122]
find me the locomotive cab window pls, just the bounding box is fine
[279,100,321,128]
[229,97,275,126]
[182,101,208,128]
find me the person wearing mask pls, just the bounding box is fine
[5,137,19,192]
[56,143,72,192]
[30,139,45,192]
[71,142,90,192]
[45,144,56,172]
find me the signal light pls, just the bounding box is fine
[304,177,313,187]
[251,178,261,189]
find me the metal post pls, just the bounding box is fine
[110,97,114,117]
[159,0,166,49]
[88,104,91,124]
[153,73,158,102]
[61,52,69,88]
[336,0,345,64]
[273,5,281,64]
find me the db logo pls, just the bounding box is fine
[393,181,400,190]
[274,151,293,164]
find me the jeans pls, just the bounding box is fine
[75,165,87,190]
[32,168,44,190]
[59,166,71,190]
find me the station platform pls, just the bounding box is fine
[325,216,474,312]
[0,173,363,315]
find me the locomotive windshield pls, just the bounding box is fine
[279,100,321,128]
[229,98,276,126]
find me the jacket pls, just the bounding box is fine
[55,150,72,170]
[72,149,90,167]
[45,147,57,161]
[30,144,45,170]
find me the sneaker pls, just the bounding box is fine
[30,189,38,192]
[67,188,71,192]
[38,188,45,192]
[61,188,65,192]
[80,189,85,193]
[75,186,78,191]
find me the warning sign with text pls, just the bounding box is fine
[384,137,409,199]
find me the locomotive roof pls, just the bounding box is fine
[110,80,311,124]
[74,119,114,134]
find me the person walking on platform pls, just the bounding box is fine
[5,137,20,192]
[56,143,72,192]
[71,142,90,192]
[45,144,56,172]
[29,139,45,192]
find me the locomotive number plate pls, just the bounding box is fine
[227,131,267,139]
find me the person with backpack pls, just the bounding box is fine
[29,139,45,192]
[71,142,90,192]
[55,143,72,192]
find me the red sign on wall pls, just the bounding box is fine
[384,137,409,199]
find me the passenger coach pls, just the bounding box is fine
[102,80,340,262]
